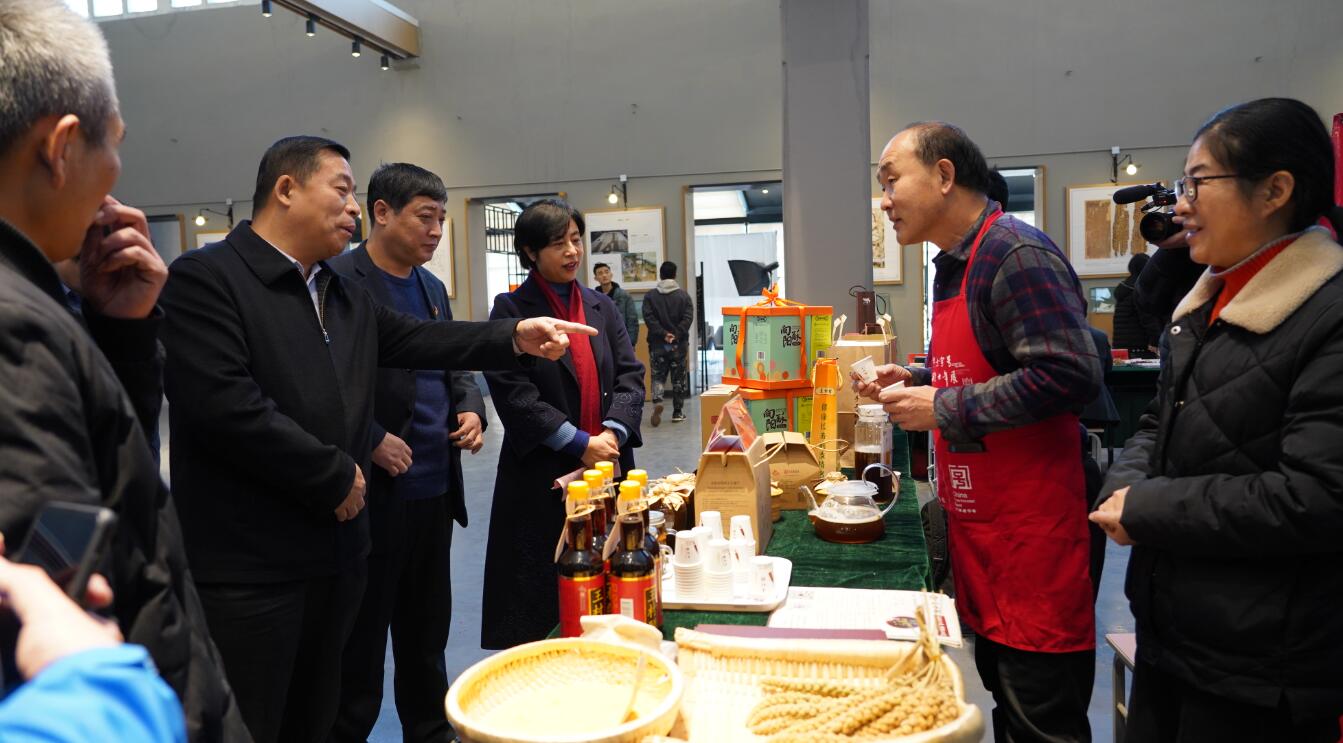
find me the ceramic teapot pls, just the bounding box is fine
[802,464,899,544]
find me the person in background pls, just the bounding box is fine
[481,198,644,649]
[160,138,589,743]
[327,163,485,742]
[0,2,244,738]
[1112,252,1163,355]
[987,168,1010,210]
[641,260,693,425]
[1093,97,1343,742]
[0,537,185,743]
[858,121,1100,742]
[594,261,640,346]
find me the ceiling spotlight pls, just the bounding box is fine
[380,53,390,71]
[608,188,619,205]
[260,0,271,17]
[351,37,362,58]
[194,214,206,226]
[761,188,769,194]
[305,14,316,37]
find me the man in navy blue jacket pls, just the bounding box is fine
[327,164,481,742]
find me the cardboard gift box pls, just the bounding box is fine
[761,431,824,510]
[737,386,813,436]
[695,398,772,552]
[698,384,739,449]
[722,290,833,391]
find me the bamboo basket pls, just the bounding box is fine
[671,628,983,742]
[445,638,683,743]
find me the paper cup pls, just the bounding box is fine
[706,538,732,573]
[752,556,776,598]
[729,514,753,542]
[850,355,878,384]
[674,534,698,564]
[700,511,724,540]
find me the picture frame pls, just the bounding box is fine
[584,206,666,291]
[870,198,903,285]
[1065,183,1155,278]
[193,230,229,249]
[423,216,456,299]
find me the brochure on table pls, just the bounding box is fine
[766,587,964,647]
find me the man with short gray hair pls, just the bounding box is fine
[0,1,247,740]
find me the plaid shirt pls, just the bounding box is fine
[908,203,1101,444]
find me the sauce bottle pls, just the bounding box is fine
[581,470,609,556]
[608,513,657,626]
[557,507,606,636]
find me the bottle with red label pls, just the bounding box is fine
[557,508,606,637]
[608,513,658,627]
[582,469,610,557]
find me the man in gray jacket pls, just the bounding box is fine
[641,261,693,424]
[594,261,639,346]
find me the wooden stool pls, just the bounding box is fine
[1106,633,1137,743]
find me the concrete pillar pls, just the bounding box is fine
[781,0,872,307]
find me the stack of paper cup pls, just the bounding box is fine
[729,539,756,592]
[751,556,776,600]
[700,511,724,540]
[672,534,702,599]
[704,538,734,600]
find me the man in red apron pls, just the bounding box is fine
[858,122,1101,742]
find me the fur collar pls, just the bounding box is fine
[1171,227,1343,334]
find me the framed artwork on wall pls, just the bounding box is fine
[1065,183,1155,278]
[870,198,902,284]
[194,230,229,249]
[584,206,666,292]
[423,216,456,299]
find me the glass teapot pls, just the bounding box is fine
[801,463,900,544]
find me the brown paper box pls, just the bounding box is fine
[698,384,739,449]
[762,431,823,510]
[695,434,773,553]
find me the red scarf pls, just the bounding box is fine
[529,272,603,435]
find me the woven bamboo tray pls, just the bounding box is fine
[446,638,684,743]
[671,628,984,742]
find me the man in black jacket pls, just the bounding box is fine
[641,261,693,424]
[327,163,482,742]
[160,137,591,743]
[0,2,246,740]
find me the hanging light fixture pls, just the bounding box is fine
[608,187,619,205]
[260,0,271,17]
[380,53,391,70]
[305,14,316,37]
[351,37,362,58]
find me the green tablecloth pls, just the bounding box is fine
[657,431,929,638]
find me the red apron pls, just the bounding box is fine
[931,210,1095,653]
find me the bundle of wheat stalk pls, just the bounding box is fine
[743,609,959,741]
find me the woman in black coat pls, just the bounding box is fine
[1093,98,1343,742]
[481,199,645,649]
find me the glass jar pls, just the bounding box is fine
[853,403,894,504]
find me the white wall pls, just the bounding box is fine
[98,0,1343,331]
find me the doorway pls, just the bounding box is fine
[685,181,785,389]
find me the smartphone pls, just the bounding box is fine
[1,502,117,689]
[15,502,118,602]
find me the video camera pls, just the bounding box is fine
[1113,183,1180,243]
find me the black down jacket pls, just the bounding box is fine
[1101,227,1343,722]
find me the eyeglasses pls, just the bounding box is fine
[1174,174,1243,204]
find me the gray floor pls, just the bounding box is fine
[158,395,1134,743]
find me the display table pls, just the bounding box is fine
[1107,365,1160,446]
[657,431,929,639]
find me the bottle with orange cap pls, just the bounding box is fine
[618,479,662,627]
[581,469,610,556]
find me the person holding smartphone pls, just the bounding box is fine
[0,2,246,740]
[0,535,185,743]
